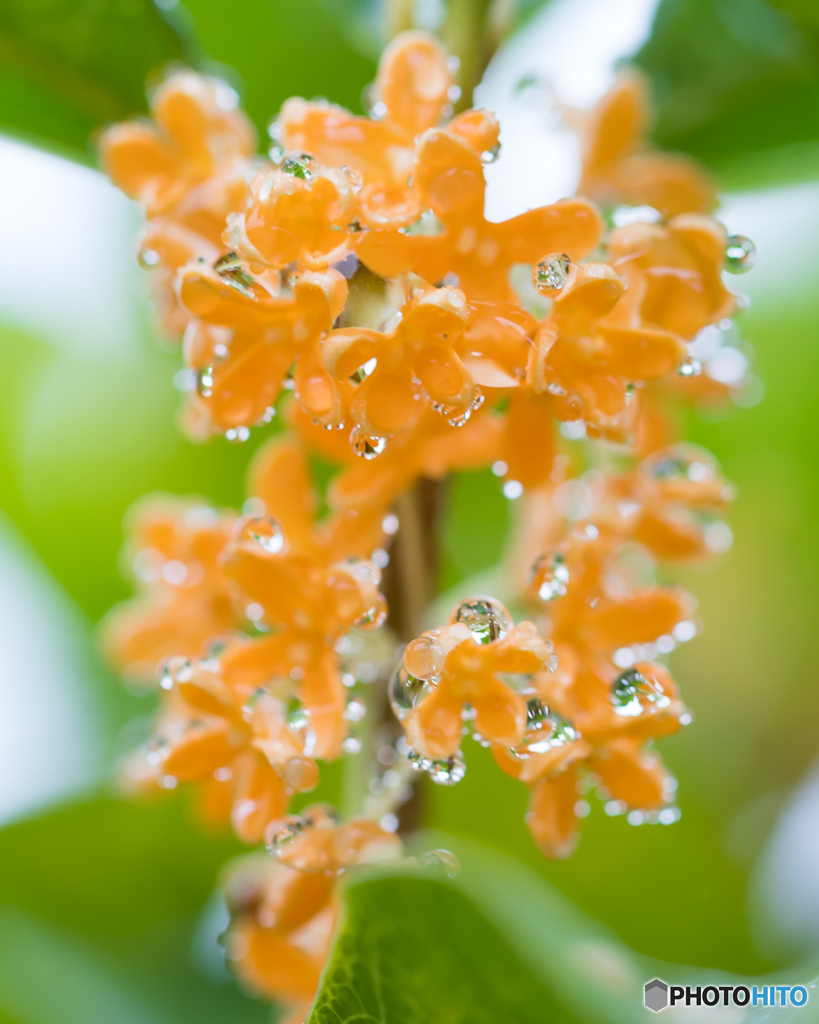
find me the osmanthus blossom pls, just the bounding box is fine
[101,495,240,685]
[97,25,757,1018]
[576,69,716,220]
[100,71,257,334]
[222,806,402,1021]
[116,437,389,840]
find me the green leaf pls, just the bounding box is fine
[306,875,576,1024]
[0,795,270,1023]
[307,836,654,1024]
[634,0,819,184]
[0,0,196,162]
[307,836,819,1024]
[0,906,177,1024]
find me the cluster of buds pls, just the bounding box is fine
[99,25,754,1017]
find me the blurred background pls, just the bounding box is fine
[1,0,818,1019]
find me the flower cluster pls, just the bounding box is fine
[99,24,755,1017]
[222,805,402,1022]
[107,437,388,841]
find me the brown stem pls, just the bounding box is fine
[378,478,446,834]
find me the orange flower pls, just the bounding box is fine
[100,71,257,335]
[224,807,402,1020]
[288,399,503,513]
[176,259,347,437]
[226,155,359,271]
[100,70,255,220]
[279,32,500,231]
[121,650,317,843]
[357,127,603,301]
[524,256,686,443]
[101,496,239,684]
[577,70,716,218]
[113,437,388,838]
[608,215,734,340]
[322,283,482,445]
[391,596,556,766]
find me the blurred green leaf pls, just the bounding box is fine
[0,907,176,1024]
[0,796,269,1023]
[635,0,819,183]
[0,0,196,162]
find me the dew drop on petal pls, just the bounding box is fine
[283,755,319,792]
[481,142,501,164]
[281,153,316,180]
[404,633,446,680]
[350,425,387,459]
[725,234,756,274]
[427,750,467,785]
[452,596,511,644]
[197,364,214,397]
[531,552,570,601]
[238,516,285,554]
[265,814,309,854]
[158,655,193,689]
[389,665,434,721]
[534,254,570,294]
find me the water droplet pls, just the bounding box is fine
[427,750,467,785]
[382,513,399,535]
[362,82,387,119]
[725,234,756,274]
[214,252,256,297]
[481,142,500,164]
[350,425,387,459]
[266,814,309,854]
[408,748,432,772]
[610,669,670,718]
[534,254,570,294]
[283,755,319,791]
[420,848,461,877]
[355,593,387,630]
[225,426,251,443]
[380,812,399,832]
[342,735,362,754]
[452,597,512,644]
[531,552,570,601]
[158,655,194,690]
[344,696,367,723]
[197,364,214,397]
[237,516,285,554]
[138,248,160,269]
[389,665,435,721]
[404,633,446,680]
[518,699,577,753]
[281,153,316,180]
[503,479,524,500]
[340,165,363,191]
[677,357,702,377]
[646,446,716,483]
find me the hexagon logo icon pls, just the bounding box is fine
[644,979,669,1012]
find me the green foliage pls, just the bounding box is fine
[0,796,269,1024]
[0,0,194,161]
[635,0,819,183]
